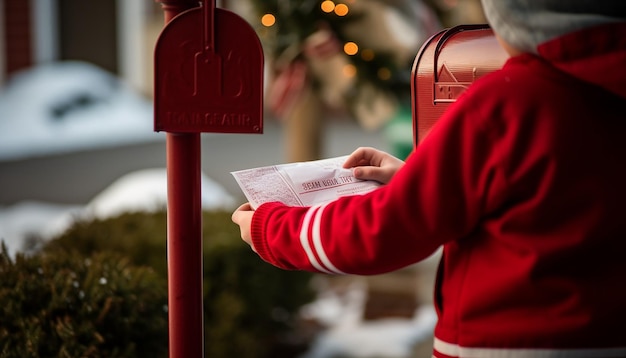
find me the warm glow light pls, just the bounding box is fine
[378,67,392,80]
[261,13,276,27]
[343,64,357,78]
[343,42,358,55]
[321,1,335,13]
[361,49,375,61]
[334,3,349,16]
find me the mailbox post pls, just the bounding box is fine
[154,1,263,357]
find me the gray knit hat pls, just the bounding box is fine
[481,0,626,54]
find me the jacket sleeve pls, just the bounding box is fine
[250,91,502,275]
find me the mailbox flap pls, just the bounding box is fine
[154,5,264,134]
[411,24,508,144]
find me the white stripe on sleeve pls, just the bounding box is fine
[434,338,626,358]
[311,203,347,275]
[299,205,333,274]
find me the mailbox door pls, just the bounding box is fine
[411,25,508,145]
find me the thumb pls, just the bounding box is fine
[353,166,389,183]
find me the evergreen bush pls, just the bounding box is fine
[24,210,316,357]
[0,244,168,358]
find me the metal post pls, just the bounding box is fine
[156,1,204,357]
[166,132,203,358]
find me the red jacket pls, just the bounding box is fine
[250,23,626,357]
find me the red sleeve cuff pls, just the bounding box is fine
[250,201,286,267]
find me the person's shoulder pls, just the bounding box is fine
[456,53,554,111]
[436,54,549,132]
[471,54,543,94]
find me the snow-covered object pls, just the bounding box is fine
[84,168,236,218]
[0,61,159,160]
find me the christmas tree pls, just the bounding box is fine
[248,0,441,130]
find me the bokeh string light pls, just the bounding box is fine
[261,13,276,27]
[321,0,335,13]
[251,0,413,117]
[343,41,358,56]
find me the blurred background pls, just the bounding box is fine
[0,1,487,357]
[0,0,488,202]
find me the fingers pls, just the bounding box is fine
[231,203,255,251]
[352,166,394,183]
[343,147,404,184]
[342,147,381,169]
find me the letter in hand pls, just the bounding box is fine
[342,147,405,184]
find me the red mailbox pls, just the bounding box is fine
[155,1,264,133]
[411,24,509,145]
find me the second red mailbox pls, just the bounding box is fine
[411,24,509,146]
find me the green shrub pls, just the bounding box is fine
[0,244,168,358]
[38,210,316,358]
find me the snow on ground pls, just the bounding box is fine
[0,200,82,256]
[0,61,436,358]
[304,305,436,358]
[300,278,436,358]
[0,168,236,257]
